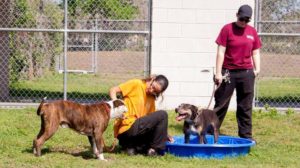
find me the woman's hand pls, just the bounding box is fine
[254,70,260,77]
[109,86,121,100]
[167,135,174,143]
[214,73,223,86]
[215,45,226,86]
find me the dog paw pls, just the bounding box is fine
[97,153,107,161]
[98,158,108,162]
[33,148,37,155]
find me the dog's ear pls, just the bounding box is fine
[112,99,125,108]
[190,105,198,114]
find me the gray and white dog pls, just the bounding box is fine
[175,103,219,144]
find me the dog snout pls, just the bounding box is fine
[175,108,178,113]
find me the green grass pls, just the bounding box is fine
[257,78,300,103]
[9,73,128,102]
[11,73,122,93]
[1,108,300,168]
[10,74,300,103]
[257,78,300,98]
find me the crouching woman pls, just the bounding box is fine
[110,74,173,156]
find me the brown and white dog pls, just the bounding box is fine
[32,98,127,161]
[175,103,219,144]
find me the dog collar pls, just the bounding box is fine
[185,119,195,125]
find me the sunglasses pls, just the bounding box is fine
[238,17,251,23]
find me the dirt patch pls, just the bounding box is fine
[66,51,146,78]
[260,53,300,78]
[66,51,300,78]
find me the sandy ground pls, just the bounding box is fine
[65,51,300,78]
[260,53,300,78]
[65,51,146,78]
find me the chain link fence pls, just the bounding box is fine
[255,0,300,108]
[0,0,150,105]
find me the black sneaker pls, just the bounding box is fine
[126,148,137,156]
[248,138,257,144]
[242,137,257,144]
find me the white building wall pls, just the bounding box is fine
[152,0,255,110]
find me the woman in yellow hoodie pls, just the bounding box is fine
[109,74,172,156]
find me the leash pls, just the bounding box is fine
[102,137,117,152]
[206,82,218,109]
[206,70,231,109]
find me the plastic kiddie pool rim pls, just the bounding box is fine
[165,135,256,158]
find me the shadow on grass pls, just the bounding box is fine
[23,147,95,160]
[9,88,110,103]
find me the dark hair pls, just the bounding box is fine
[142,74,169,99]
[153,74,169,94]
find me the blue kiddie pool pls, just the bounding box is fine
[165,135,256,159]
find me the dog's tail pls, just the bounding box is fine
[37,97,47,116]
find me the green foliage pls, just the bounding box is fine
[9,0,37,82]
[9,0,64,83]
[9,0,139,83]
[9,36,27,82]
[268,108,278,117]
[69,0,138,19]
[44,3,64,71]
[13,0,36,27]
[262,104,279,117]
[44,3,64,29]
[258,103,296,118]
[99,0,138,19]
[285,108,295,116]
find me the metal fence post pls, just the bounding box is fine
[63,0,68,100]
[0,0,10,101]
[146,0,152,76]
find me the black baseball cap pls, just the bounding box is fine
[238,5,252,18]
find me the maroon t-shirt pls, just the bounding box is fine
[216,22,262,69]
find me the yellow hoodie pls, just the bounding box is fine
[114,79,156,137]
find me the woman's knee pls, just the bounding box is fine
[156,110,168,120]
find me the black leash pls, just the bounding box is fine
[206,70,231,109]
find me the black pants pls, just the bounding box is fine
[117,110,168,153]
[214,69,255,139]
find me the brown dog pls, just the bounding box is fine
[32,98,127,161]
[175,103,219,144]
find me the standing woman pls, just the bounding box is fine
[214,4,261,140]
[110,74,172,156]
